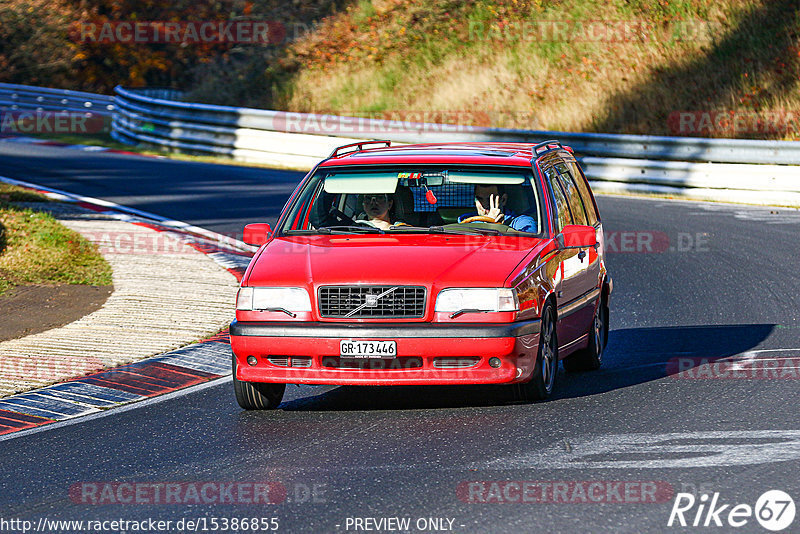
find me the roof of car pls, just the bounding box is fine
[318,142,549,168]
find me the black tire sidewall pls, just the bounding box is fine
[232,353,285,410]
[517,302,557,402]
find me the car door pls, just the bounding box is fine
[541,162,584,349]
[566,158,605,271]
[554,161,600,345]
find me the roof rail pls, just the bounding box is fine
[328,140,391,159]
[531,139,566,155]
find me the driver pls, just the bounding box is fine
[459,184,537,232]
[358,193,407,230]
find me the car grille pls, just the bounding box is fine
[266,356,312,368]
[432,357,481,369]
[318,286,426,318]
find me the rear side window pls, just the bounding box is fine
[566,161,599,225]
[543,166,572,232]
[555,163,588,226]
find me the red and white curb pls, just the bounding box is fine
[0,340,233,435]
[0,176,256,437]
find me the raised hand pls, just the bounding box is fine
[475,197,487,216]
[487,194,504,223]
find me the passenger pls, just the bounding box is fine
[358,193,407,230]
[459,184,537,233]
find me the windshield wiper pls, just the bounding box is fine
[449,308,492,319]
[315,225,385,234]
[427,225,503,236]
[385,225,430,232]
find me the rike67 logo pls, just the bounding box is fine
[668,490,795,531]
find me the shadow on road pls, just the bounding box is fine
[555,323,775,400]
[272,324,774,411]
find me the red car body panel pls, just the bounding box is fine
[233,336,536,385]
[230,142,610,387]
[242,235,543,310]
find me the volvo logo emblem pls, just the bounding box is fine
[344,287,399,318]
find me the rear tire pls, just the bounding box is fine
[563,291,607,373]
[513,302,558,402]
[232,354,285,410]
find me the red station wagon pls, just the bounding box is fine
[230,140,612,409]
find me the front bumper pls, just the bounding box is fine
[230,320,540,386]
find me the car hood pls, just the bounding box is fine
[245,234,546,288]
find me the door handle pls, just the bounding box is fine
[578,250,586,261]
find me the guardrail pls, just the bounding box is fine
[111,85,800,206]
[113,85,800,164]
[3,83,799,206]
[0,82,115,117]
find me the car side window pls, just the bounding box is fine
[555,163,588,226]
[566,161,599,226]
[543,165,572,232]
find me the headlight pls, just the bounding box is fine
[435,288,519,313]
[236,287,312,312]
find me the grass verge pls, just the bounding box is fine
[273,0,800,140]
[0,184,113,297]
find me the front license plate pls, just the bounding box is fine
[340,340,397,359]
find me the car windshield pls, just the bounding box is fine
[278,167,543,236]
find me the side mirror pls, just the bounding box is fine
[243,223,272,246]
[556,224,597,249]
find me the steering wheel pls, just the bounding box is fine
[460,215,497,224]
[328,207,356,226]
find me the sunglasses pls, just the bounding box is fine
[363,194,389,203]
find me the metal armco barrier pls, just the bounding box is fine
[111,85,800,206]
[0,82,115,117]
[112,85,800,163]
[2,82,799,206]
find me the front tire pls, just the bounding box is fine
[563,292,607,372]
[514,302,558,402]
[232,354,285,410]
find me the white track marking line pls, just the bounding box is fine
[0,174,256,254]
[0,175,246,435]
[610,348,800,373]
[0,376,232,443]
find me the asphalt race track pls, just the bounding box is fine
[1,142,799,533]
[0,142,302,237]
